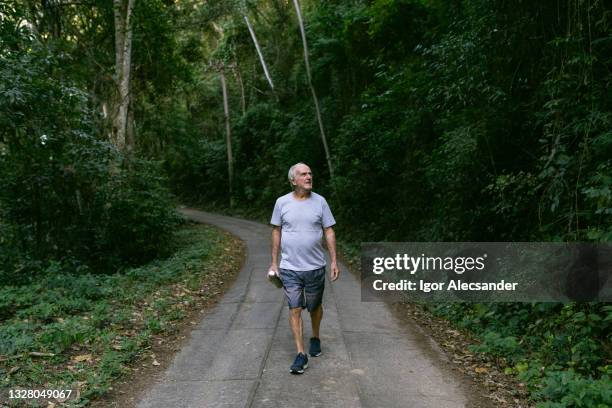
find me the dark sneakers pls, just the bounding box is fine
[290,352,309,374]
[289,339,320,374]
[309,337,322,357]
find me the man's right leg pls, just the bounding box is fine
[280,268,309,374]
[288,307,309,374]
[289,307,304,353]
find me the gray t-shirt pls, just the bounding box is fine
[270,192,336,271]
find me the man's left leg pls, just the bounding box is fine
[309,304,323,357]
[305,267,326,357]
[310,304,323,338]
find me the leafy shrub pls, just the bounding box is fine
[0,322,36,355]
[469,332,521,363]
[534,370,611,408]
[433,302,611,406]
[37,319,91,353]
[96,158,182,266]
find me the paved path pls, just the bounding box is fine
[136,209,468,408]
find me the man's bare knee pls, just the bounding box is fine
[309,304,322,315]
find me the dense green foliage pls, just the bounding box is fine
[0,2,180,284]
[433,302,611,406]
[180,0,611,245]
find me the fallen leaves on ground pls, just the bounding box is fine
[396,303,533,408]
[73,354,93,363]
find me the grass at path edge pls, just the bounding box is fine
[0,222,244,407]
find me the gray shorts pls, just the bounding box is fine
[279,267,325,312]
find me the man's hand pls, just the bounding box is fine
[268,263,278,276]
[330,261,340,281]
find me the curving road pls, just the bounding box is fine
[136,209,468,408]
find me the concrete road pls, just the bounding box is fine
[136,209,468,408]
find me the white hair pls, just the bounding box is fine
[288,162,308,183]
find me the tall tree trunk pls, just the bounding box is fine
[244,16,275,91]
[220,71,234,208]
[113,0,135,152]
[234,67,246,116]
[291,0,334,181]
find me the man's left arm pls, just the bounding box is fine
[324,227,339,281]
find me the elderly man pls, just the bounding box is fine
[269,162,339,374]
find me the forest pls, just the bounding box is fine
[1,0,610,406]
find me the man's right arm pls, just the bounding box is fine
[270,226,281,273]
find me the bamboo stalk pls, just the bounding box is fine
[220,71,234,208]
[291,0,334,181]
[244,16,275,91]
